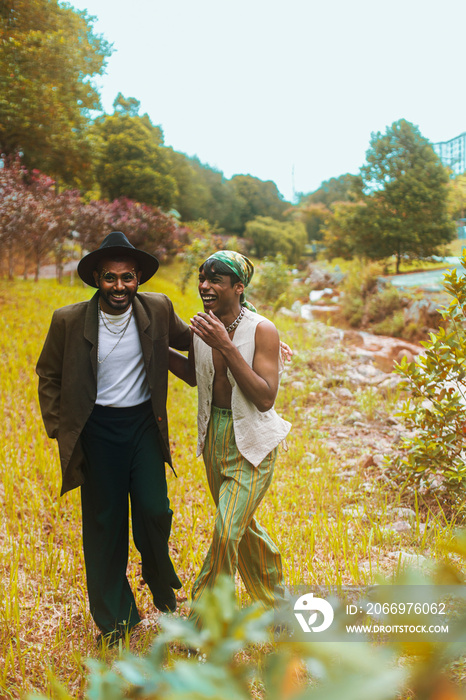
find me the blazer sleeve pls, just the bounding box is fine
[36,310,65,439]
[168,298,191,351]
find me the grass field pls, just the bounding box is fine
[0,268,464,698]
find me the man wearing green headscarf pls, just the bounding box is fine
[170,250,291,617]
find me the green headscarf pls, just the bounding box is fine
[203,250,256,311]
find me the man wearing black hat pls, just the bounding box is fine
[36,232,191,645]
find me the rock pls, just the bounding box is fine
[305,452,318,463]
[344,411,364,424]
[335,387,353,400]
[361,454,376,469]
[291,381,306,391]
[391,520,412,533]
[278,307,299,318]
[291,300,302,314]
[300,304,314,320]
[378,375,403,393]
[342,505,368,521]
[404,298,442,327]
[305,265,337,289]
[391,550,429,568]
[338,469,357,478]
[342,330,365,347]
[389,507,417,522]
[309,288,334,302]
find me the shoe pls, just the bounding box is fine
[152,583,177,613]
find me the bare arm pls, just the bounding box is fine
[168,337,197,386]
[190,311,280,412]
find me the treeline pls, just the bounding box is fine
[0,1,298,278]
[0,0,461,279]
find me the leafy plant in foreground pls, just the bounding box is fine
[395,258,466,488]
[29,544,466,700]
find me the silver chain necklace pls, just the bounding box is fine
[97,306,133,363]
[100,307,130,330]
[225,306,245,333]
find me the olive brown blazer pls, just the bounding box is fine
[36,291,191,495]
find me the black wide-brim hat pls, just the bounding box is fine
[77,231,159,288]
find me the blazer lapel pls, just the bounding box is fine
[84,291,99,379]
[133,295,153,372]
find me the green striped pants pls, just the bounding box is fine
[191,406,283,609]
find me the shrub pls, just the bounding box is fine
[249,255,290,305]
[30,553,466,700]
[394,258,466,488]
[365,286,404,324]
[371,310,405,337]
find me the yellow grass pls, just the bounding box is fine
[0,270,463,698]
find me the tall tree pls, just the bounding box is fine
[0,0,111,187]
[361,120,455,272]
[300,173,363,207]
[324,120,456,272]
[230,175,288,234]
[94,97,177,210]
[245,216,306,263]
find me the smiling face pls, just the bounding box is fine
[93,257,142,314]
[198,265,244,319]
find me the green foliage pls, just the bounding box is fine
[230,175,288,235]
[371,310,405,338]
[323,201,367,260]
[395,257,466,488]
[291,202,330,244]
[179,222,224,293]
[340,262,405,334]
[245,216,306,263]
[249,255,290,305]
[323,121,456,272]
[447,173,466,221]
[0,0,111,187]
[93,103,177,210]
[30,554,466,700]
[299,173,364,208]
[365,286,404,324]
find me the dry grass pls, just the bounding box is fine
[0,269,464,698]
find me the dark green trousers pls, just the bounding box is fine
[80,401,181,635]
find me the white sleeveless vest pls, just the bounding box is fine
[194,309,291,466]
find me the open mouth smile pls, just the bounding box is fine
[201,295,217,306]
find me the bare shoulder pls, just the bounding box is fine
[255,317,279,346]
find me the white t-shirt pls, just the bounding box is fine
[96,305,151,407]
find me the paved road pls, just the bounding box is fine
[384,258,465,291]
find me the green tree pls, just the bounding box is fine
[447,173,466,221]
[0,0,111,187]
[169,150,211,221]
[323,201,367,260]
[245,216,306,263]
[189,158,241,232]
[395,259,466,488]
[299,173,363,207]
[94,97,177,210]
[360,119,455,273]
[231,175,288,234]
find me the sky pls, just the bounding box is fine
[70,0,466,202]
